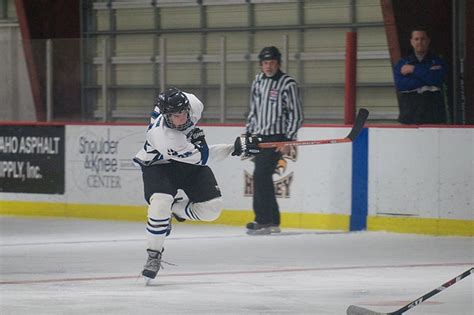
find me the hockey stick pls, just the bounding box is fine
[346,267,474,315]
[258,108,369,149]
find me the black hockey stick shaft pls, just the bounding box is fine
[394,267,473,314]
[346,108,369,141]
[258,108,369,148]
[346,267,474,315]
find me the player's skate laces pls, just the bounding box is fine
[141,249,176,279]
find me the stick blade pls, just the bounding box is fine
[346,108,369,141]
[346,305,387,315]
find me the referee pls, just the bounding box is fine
[245,46,304,235]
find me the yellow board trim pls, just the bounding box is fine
[0,201,349,230]
[213,210,350,231]
[0,201,146,222]
[368,216,473,237]
[1,201,472,236]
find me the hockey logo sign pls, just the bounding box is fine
[243,146,297,198]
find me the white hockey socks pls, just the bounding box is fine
[146,193,174,251]
[172,197,223,222]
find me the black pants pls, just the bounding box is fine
[398,90,446,124]
[252,134,285,225]
[141,161,221,204]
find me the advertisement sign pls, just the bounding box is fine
[66,126,144,205]
[0,125,65,194]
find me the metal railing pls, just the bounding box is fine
[90,34,394,123]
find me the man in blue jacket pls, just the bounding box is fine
[393,28,447,124]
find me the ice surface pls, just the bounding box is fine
[0,216,472,314]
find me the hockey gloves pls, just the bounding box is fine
[232,134,262,156]
[190,128,208,152]
[190,128,206,147]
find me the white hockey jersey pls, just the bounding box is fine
[134,92,233,167]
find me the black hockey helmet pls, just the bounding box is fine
[258,46,281,64]
[156,87,190,115]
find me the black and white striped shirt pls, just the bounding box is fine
[246,70,303,140]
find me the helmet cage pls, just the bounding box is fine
[163,111,192,131]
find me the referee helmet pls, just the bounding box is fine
[258,46,281,64]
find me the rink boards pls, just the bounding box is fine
[0,123,472,236]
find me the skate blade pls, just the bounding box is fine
[143,276,153,286]
[246,225,282,235]
[270,227,281,233]
[246,229,272,235]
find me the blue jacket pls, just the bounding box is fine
[393,52,447,92]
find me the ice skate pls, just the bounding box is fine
[246,221,281,235]
[142,249,163,283]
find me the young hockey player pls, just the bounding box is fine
[133,87,259,281]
